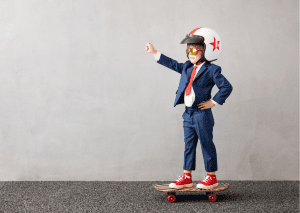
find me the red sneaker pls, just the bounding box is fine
[196,174,218,189]
[169,173,193,189]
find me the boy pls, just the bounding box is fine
[145,28,232,189]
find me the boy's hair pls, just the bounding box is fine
[187,43,204,49]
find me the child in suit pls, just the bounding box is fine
[146,28,232,189]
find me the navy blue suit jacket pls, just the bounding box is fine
[157,54,233,107]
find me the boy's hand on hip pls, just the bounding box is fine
[198,100,215,110]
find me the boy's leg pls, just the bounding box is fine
[183,115,199,171]
[194,109,218,189]
[168,111,197,189]
[198,128,217,172]
[194,110,217,173]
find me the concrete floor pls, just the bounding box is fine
[0,181,298,212]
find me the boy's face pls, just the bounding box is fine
[187,44,203,64]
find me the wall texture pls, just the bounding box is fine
[0,0,298,181]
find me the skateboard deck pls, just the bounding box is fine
[153,183,229,202]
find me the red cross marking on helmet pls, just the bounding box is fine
[209,37,220,51]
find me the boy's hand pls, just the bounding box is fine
[145,43,158,55]
[198,100,215,110]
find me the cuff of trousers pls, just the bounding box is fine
[183,167,196,171]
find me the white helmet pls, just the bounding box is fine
[180,27,221,62]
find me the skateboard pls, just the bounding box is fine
[153,183,229,203]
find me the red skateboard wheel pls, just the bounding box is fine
[167,195,176,203]
[208,194,217,202]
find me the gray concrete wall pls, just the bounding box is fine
[0,0,298,181]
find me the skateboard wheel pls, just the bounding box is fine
[167,195,176,203]
[208,194,217,202]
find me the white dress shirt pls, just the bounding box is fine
[154,52,218,107]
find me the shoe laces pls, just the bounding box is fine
[175,174,190,182]
[176,176,183,182]
[202,175,212,183]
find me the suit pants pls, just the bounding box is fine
[182,107,218,172]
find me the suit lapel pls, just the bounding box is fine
[194,62,209,81]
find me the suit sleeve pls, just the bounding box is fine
[212,67,233,105]
[157,54,184,74]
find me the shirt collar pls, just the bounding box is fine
[194,62,205,69]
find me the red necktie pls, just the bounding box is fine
[186,62,202,96]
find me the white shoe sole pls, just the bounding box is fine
[196,182,218,189]
[169,183,193,189]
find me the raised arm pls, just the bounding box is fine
[145,42,184,74]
